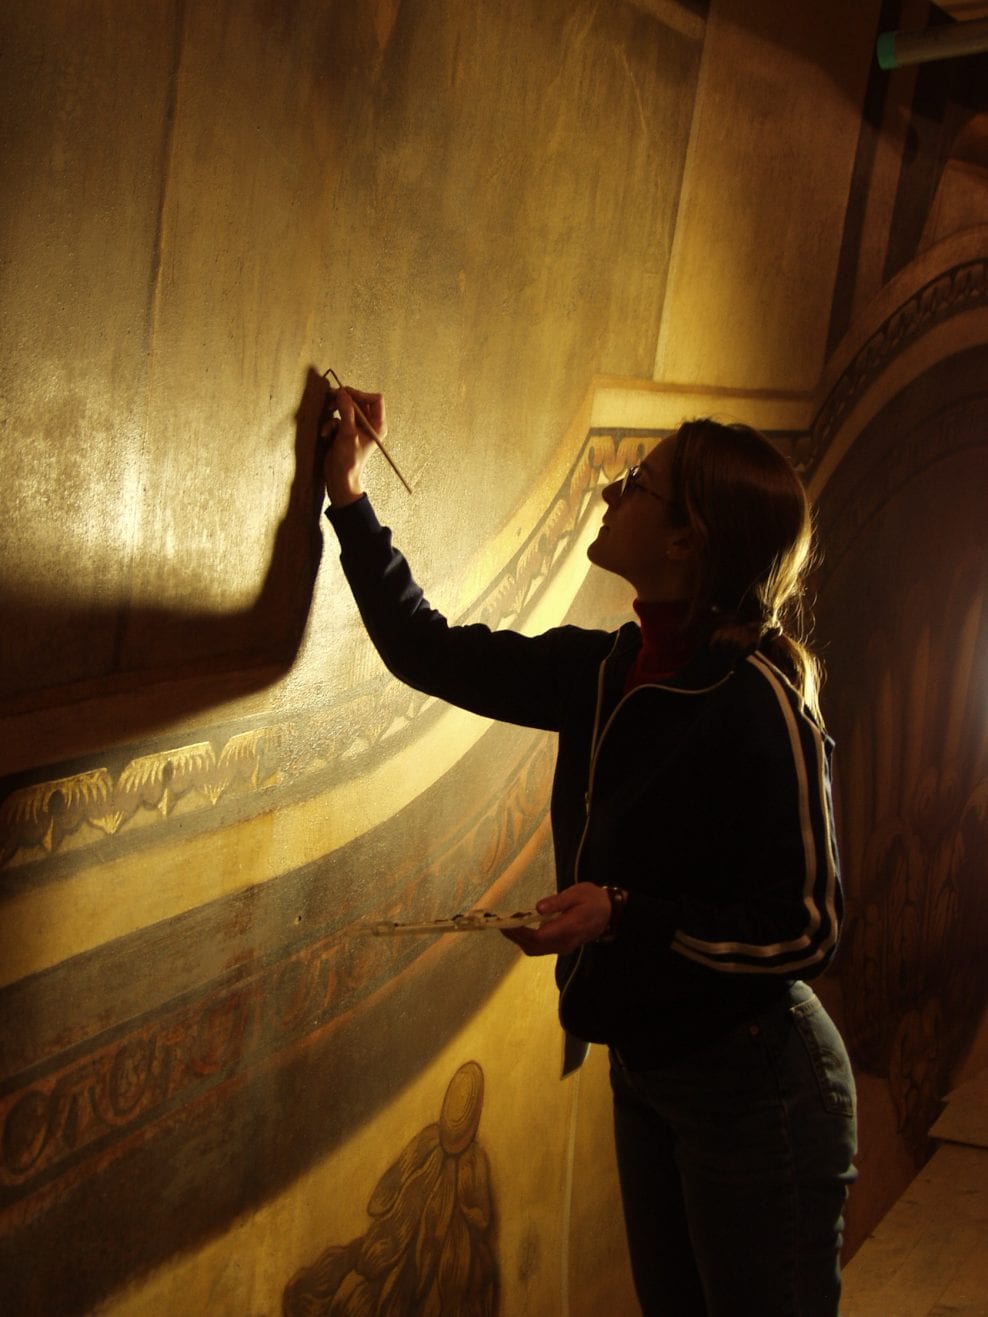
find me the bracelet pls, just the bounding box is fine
[596,885,628,944]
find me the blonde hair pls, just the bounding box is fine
[670,419,823,722]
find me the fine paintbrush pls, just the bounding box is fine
[322,367,413,494]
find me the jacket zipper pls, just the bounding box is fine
[556,644,736,1010]
[557,634,621,1006]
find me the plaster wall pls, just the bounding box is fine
[653,0,877,393]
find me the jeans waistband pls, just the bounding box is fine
[609,982,812,1070]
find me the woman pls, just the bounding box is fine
[320,386,857,1316]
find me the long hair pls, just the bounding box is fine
[669,418,823,721]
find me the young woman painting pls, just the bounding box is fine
[320,386,857,1317]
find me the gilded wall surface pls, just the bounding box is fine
[1,0,986,1313]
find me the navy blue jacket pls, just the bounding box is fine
[327,496,842,1060]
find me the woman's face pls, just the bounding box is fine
[586,435,694,601]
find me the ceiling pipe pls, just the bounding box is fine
[877,16,988,67]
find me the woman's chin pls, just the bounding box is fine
[586,528,608,565]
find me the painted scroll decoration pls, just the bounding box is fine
[284,1061,497,1316]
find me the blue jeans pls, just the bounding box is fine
[609,982,857,1316]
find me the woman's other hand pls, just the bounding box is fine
[502,883,613,956]
[322,386,387,506]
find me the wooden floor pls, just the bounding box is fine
[841,1068,988,1316]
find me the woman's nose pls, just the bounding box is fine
[603,479,621,506]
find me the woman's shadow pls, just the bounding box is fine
[0,366,332,783]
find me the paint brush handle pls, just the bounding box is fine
[323,368,413,495]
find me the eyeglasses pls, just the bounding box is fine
[619,464,675,505]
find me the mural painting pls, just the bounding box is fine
[0,425,655,1313]
[813,346,988,1237]
[800,24,988,1245]
[1,0,986,1310]
[0,715,549,1312]
[284,1062,497,1316]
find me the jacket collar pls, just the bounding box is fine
[607,621,743,694]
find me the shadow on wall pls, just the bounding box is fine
[0,366,331,778]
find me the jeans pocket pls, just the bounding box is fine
[790,995,856,1118]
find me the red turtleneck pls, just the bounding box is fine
[625,598,695,692]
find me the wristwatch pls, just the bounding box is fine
[596,885,628,943]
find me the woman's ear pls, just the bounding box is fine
[665,529,694,562]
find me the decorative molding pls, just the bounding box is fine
[1,730,295,868]
[816,391,988,585]
[797,257,988,478]
[0,734,554,1217]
